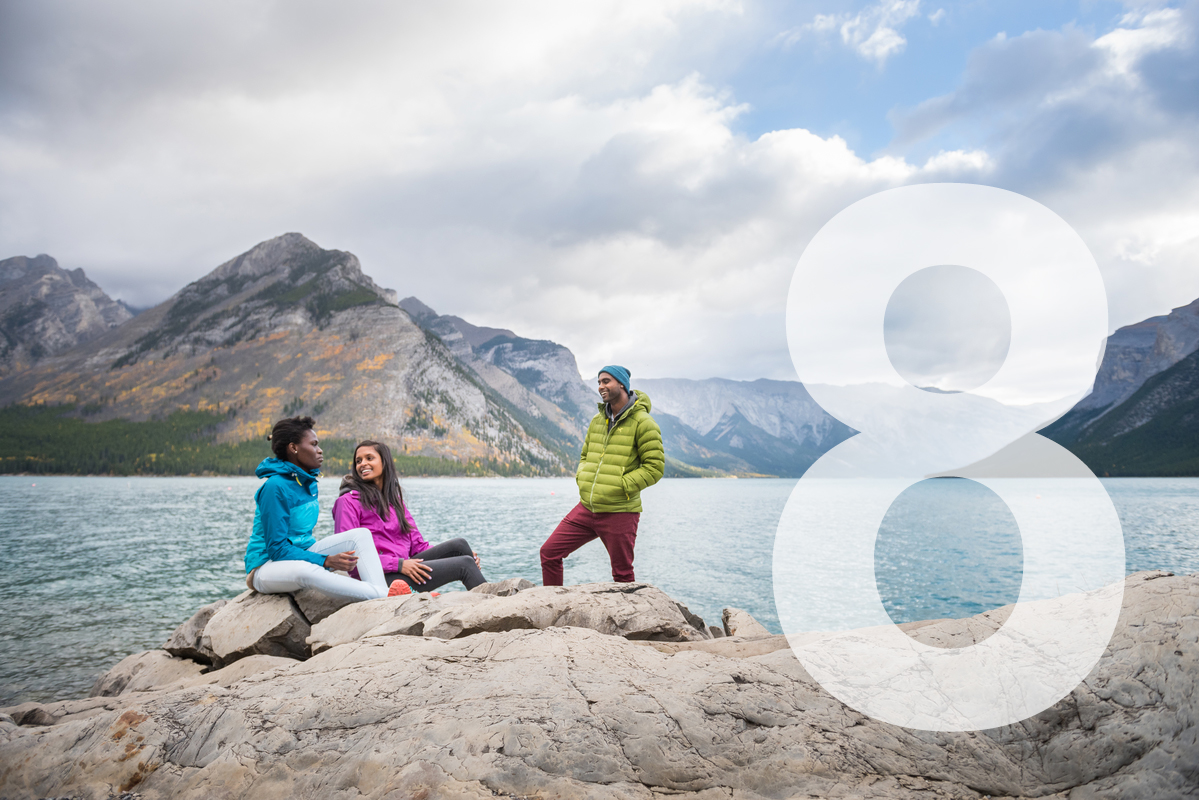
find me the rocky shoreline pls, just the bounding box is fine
[2,571,1196,799]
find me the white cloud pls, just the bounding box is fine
[1096,6,1188,76]
[781,1,923,66]
[921,149,994,174]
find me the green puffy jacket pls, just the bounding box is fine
[576,390,665,513]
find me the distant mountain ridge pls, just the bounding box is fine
[0,235,569,473]
[400,296,598,427]
[0,254,133,374]
[636,378,855,477]
[2,234,1195,477]
[397,304,857,477]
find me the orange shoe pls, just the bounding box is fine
[388,580,412,597]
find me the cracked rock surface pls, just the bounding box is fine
[308,582,709,654]
[1,571,1195,799]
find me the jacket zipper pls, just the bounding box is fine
[589,400,636,506]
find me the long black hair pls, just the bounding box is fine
[268,416,316,462]
[340,440,410,533]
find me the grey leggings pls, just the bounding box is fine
[386,537,487,592]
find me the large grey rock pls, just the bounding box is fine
[721,606,771,639]
[201,590,311,666]
[674,601,708,634]
[88,650,205,698]
[162,598,227,664]
[469,577,536,596]
[308,592,492,654]
[309,582,710,653]
[420,582,711,642]
[290,586,355,625]
[4,572,1195,799]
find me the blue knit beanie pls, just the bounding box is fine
[598,365,631,393]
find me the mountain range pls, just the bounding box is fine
[0,255,133,373]
[1,232,1196,476]
[1042,298,1199,475]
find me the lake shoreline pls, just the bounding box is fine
[2,571,1196,799]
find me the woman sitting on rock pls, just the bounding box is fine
[333,439,488,594]
[245,416,405,601]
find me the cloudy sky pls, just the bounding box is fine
[1,0,1197,382]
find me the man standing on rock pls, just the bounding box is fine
[541,365,664,585]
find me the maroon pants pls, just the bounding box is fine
[541,503,639,586]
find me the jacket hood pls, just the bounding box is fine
[338,474,361,496]
[255,457,320,483]
[597,389,652,416]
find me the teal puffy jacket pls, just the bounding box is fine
[576,391,664,512]
[244,458,326,573]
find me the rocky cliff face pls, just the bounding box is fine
[473,335,597,425]
[1051,297,1199,442]
[399,296,594,439]
[399,296,516,358]
[0,254,133,375]
[0,235,568,471]
[1052,346,1199,475]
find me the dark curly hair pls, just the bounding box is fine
[268,416,316,461]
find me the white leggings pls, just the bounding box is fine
[252,527,388,602]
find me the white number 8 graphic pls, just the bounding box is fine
[773,184,1126,731]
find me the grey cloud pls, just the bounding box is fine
[892,28,1103,144]
[890,8,1198,191]
[2,2,1198,383]
[1138,2,1199,117]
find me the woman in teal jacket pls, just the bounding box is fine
[245,415,400,601]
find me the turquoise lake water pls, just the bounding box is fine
[1,475,1196,705]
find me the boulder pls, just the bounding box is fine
[674,601,709,634]
[721,606,772,639]
[3,572,1195,799]
[291,586,355,625]
[420,582,711,642]
[469,577,536,596]
[162,598,227,664]
[88,650,205,697]
[309,582,711,653]
[308,592,492,654]
[201,590,311,666]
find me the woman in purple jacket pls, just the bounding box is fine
[333,440,487,593]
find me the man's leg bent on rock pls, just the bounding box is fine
[541,503,599,586]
